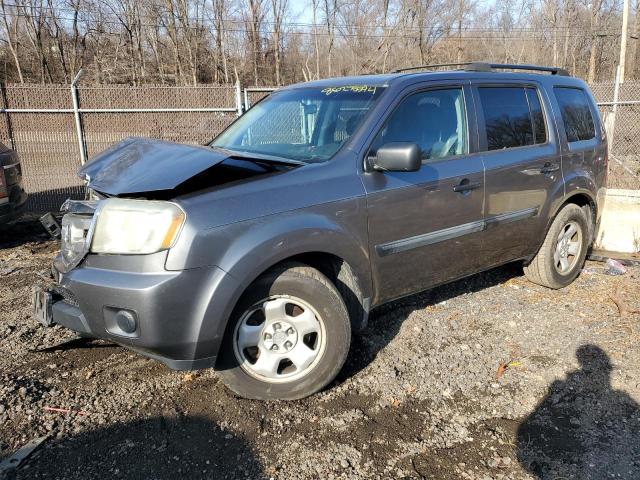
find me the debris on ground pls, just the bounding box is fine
[0,436,47,474]
[604,258,627,276]
[0,266,18,276]
[182,372,197,382]
[495,360,521,380]
[43,406,89,416]
[610,287,640,318]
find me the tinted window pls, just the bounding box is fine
[479,87,546,150]
[370,88,468,161]
[554,87,596,142]
[526,88,547,144]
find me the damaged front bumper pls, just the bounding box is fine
[34,258,237,370]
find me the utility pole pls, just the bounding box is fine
[619,0,630,83]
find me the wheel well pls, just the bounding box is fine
[563,192,595,212]
[255,252,368,332]
[526,192,597,266]
[561,193,596,244]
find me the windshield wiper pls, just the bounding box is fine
[211,147,306,167]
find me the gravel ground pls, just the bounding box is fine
[1,220,639,480]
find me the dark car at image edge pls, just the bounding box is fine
[33,62,607,400]
[0,142,28,225]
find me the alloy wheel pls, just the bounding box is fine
[232,296,326,383]
[553,220,582,274]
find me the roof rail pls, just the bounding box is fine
[392,62,570,76]
[391,62,480,73]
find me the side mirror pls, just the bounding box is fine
[372,142,421,172]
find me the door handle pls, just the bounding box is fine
[453,179,481,193]
[540,163,560,174]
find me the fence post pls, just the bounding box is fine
[0,83,15,151]
[607,65,620,155]
[71,69,87,165]
[235,81,243,116]
[244,88,250,111]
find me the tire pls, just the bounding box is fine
[524,203,591,289]
[216,262,351,400]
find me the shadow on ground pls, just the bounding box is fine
[0,218,50,250]
[518,345,640,479]
[0,184,80,249]
[337,262,523,383]
[15,415,264,480]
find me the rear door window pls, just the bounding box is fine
[477,86,547,150]
[526,88,547,144]
[553,87,596,143]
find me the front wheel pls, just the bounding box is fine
[524,203,590,289]
[217,263,351,400]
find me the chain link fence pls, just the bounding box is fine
[0,81,638,214]
[243,87,278,111]
[591,81,640,190]
[0,83,240,212]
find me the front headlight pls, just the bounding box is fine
[91,199,185,254]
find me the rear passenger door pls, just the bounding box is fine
[473,82,564,266]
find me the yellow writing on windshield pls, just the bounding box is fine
[321,85,378,96]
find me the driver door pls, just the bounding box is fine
[362,83,486,303]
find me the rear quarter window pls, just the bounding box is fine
[553,87,596,143]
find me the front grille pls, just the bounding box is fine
[50,285,80,308]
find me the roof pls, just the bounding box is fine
[280,67,586,92]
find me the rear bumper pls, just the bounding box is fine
[38,260,240,370]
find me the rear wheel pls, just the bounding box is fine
[217,263,350,400]
[524,203,590,289]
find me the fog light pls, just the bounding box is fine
[115,310,137,334]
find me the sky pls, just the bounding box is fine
[289,0,314,24]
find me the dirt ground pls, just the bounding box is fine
[1,220,639,480]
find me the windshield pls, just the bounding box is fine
[211,86,386,163]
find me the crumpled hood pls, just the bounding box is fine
[78,137,228,196]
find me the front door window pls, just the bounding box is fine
[369,88,468,162]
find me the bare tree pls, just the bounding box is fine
[0,0,631,85]
[245,0,265,84]
[211,0,229,83]
[270,0,288,84]
[0,0,24,82]
[323,0,338,75]
[587,0,605,83]
[163,0,185,84]
[311,0,320,79]
[18,0,54,83]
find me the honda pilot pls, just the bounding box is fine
[34,63,607,400]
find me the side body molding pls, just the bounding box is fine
[376,207,539,257]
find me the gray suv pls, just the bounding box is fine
[34,63,607,400]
